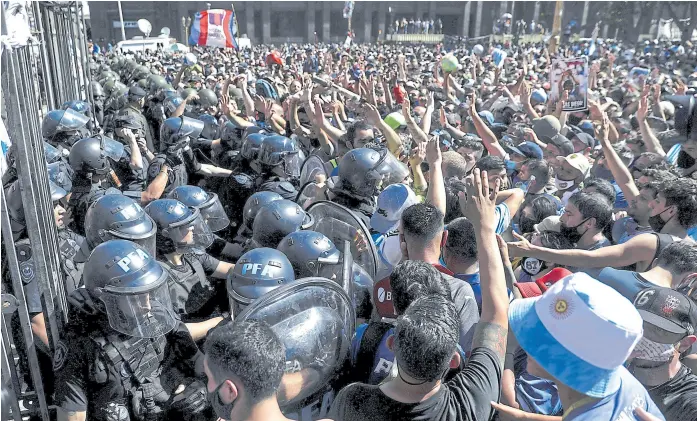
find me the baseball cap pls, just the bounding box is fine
[478,111,495,126]
[558,153,591,178]
[534,215,562,233]
[633,286,697,345]
[371,184,419,234]
[509,272,643,398]
[507,141,544,160]
[532,115,561,140]
[128,85,147,98]
[570,132,596,150]
[514,267,572,298]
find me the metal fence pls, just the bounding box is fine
[1,2,92,420]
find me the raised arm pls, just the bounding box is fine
[636,84,666,157]
[468,92,507,159]
[597,109,640,202]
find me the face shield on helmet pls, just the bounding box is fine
[164,206,214,249]
[47,161,73,194]
[197,193,230,232]
[101,135,126,161]
[371,149,410,188]
[85,241,177,338]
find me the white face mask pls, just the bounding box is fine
[632,336,675,363]
[554,176,576,191]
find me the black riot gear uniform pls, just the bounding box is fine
[116,85,155,151]
[53,240,211,421]
[144,199,224,320]
[147,116,204,195]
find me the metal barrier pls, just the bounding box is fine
[1,2,92,420]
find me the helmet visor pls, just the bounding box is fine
[169,208,215,249]
[200,193,230,232]
[47,161,73,193]
[44,142,62,163]
[100,276,177,338]
[102,136,126,161]
[106,233,157,258]
[373,151,410,188]
[57,108,90,132]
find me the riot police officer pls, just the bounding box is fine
[277,230,341,279]
[90,80,106,126]
[84,193,157,255]
[167,185,238,260]
[226,247,295,317]
[328,147,410,226]
[230,190,284,251]
[42,108,90,154]
[53,240,211,421]
[192,88,218,116]
[144,199,234,322]
[212,120,245,169]
[194,114,220,154]
[147,116,232,196]
[67,136,126,234]
[249,199,314,249]
[116,85,154,151]
[254,135,304,199]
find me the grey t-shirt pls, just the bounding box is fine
[439,270,480,355]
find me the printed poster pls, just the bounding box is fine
[549,56,588,112]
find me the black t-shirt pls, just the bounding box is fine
[648,365,697,421]
[53,320,201,418]
[328,346,501,421]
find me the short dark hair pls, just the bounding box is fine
[459,139,484,152]
[523,159,551,185]
[583,177,617,205]
[443,179,465,223]
[640,169,678,185]
[390,261,450,314]
[521,195,558,224]
[474,155,505,173]
[568,191,613,231]
[634,152,671,171]
[444,217,477,261]
[346,120,372,146]
[655,241,697,274]
[538,231,575,250]
[660,178,697,229]
[441,151,469,179]
[394,295,459,381]
[401,202,444,242]
[204,320,285,404]
[612,142,634,166]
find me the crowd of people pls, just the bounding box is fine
[3,25,697,421]
[391,17,442,35]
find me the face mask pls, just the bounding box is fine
[554,176,576,191]
[521,257,547,276]
[505,160,518,174]
[632,336,675,363]
[648,207,673,233]
[560,218,589,244]
[208,382,235,421]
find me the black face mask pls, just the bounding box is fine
[208,382,235,421]
[518,215,538,234]
[560,218,589,244]
[648,207,674,233]
[521,257,547,276]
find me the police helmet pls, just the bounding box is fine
[83,240,177,338]
[257,135,304,178]
[240,132,267,161]
[198,114,221,140]
[163,96,184,115]
[61,100,91,116]
[42,108,90,142]
[85,194,157,254]
[220,120,244,149]
[181,87,198,100]
[243,125,267,139]
[241,191,284,234]
[90,81,105,101]
[68,137,113,175]
[251,199,314,248]
[44,141,63,164]
[168,186,230,232]
[130,65,150,82]
[47,160,74,194]
[147,74,168,93]
[159,116,205,152]
[195,88,218,109]
[337,147,409,198]
[277,231,341,279]
[144,198,214,251]
[226,247,295,314]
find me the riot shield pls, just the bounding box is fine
[296,181,330,209]
[306,201,379,281]
[236,277,355,416]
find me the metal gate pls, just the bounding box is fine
[1,2,92,420]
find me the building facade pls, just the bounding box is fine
[86,1,637,47]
